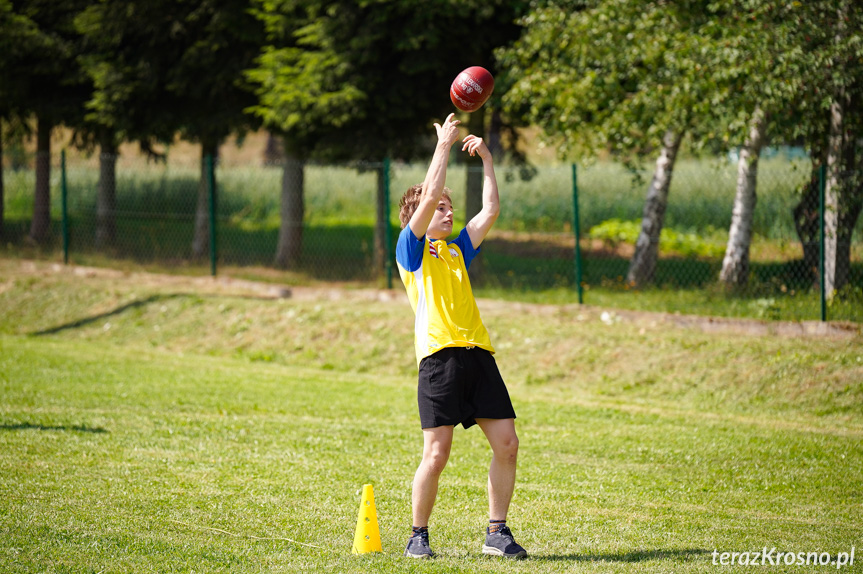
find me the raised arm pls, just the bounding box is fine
[462,135,499,248]
[408,113,461,239]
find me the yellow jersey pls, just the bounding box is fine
[396,227,494,365]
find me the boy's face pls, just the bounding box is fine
[427,198,454,240]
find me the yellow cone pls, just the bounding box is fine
[352,484,382,554]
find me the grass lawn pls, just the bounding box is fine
[1,259,862,572]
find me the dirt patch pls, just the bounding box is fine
[485,231,635,259]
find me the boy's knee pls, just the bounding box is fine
[422,446,450,475]
[496,434,519,463]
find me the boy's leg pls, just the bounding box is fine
[412,425,454,527]
[476,418,518,520]
[476,417,526,558]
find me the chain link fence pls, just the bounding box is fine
[1,149,861,322]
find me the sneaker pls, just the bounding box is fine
[482,525,527,559]
[404,530,434,559]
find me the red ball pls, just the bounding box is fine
[450,66,494,113]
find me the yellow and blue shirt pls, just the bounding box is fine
[396,226,494,365]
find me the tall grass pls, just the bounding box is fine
[491,158,814,239]
[3,154,861,322]
[2,155,817,237]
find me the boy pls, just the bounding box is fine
[395,113,526,560]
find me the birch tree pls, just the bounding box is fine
[821,0,863,296]
[498,1,719,286]
[746,0,863,294]
[503,0,861,294]
[628,131,683,285]
[717,3,818,288]
[720,107,768,286]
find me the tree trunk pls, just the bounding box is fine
[792,160,822,287]
[95,134,118,248]
[835,183,863,292]
[192,141,218,259]
[465,109,485,220]
[0,120,4,239]
[373,161,387,274]
[720,107,768,287]
[822,0,862,296]
[626,130,683,286]
[29,118,52,243]
[824,104,861,295]
[823,8,846,297]
[466,109,485,282]
[487,109,504,161]
[263,131,284,165]
[275,143,304,269]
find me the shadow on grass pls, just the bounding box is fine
[31,294,184,336]
[0,422,108,434]
[29,292,287,337]
[534,547,714,563]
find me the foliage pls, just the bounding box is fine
[589,218,725,259]
[247,0,526,160]
[74,0,263,151]
[0,0,40,117]
[497,1,717,161]
[0,0,92,127]
[497,0,863,160]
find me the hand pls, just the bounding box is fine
[434,113,461,147]
[461,134,490,160]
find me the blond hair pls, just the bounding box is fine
[399,183,452,229]
[398,185,453,229]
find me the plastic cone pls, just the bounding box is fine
[352,484,382,554]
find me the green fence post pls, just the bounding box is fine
[819,163,826,322]
[61,149,69,265]
[572,163,584,304]
[207,154,217,277]
[384,157,393,290]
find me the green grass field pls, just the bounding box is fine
[1,259,862,572]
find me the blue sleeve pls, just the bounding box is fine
[450,228,480,270]
[396,226,424,272]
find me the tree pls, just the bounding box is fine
[246,2,363,268]
[720,107,768,286]
[77,0,263,258]
[820,1,863,296]
[0,0,39,236]
[716,3,820,287]
[500,0,863,293]
[738,0,863,294]
[4,0,91,244]
[248,0,525,271]
[74,2,174,248]
[498,1,717,286]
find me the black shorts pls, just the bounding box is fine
[417,347,516,429]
